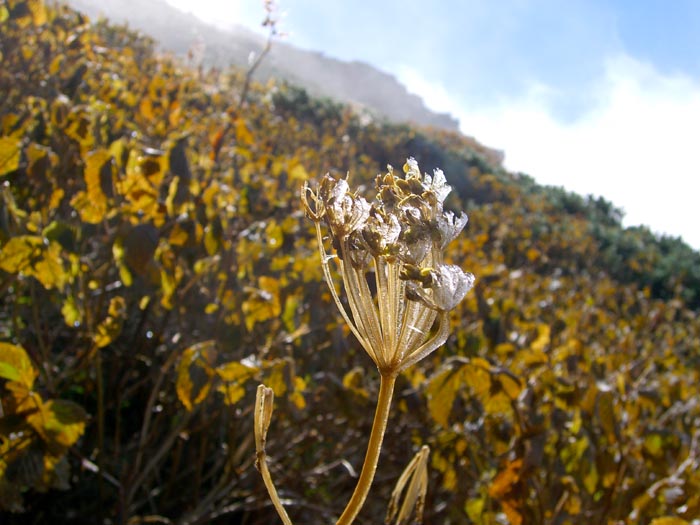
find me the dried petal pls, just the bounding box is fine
[322,176,370,239]
[430,264,475,311]
[346,230,371,268]
[398,233,430,265]
[403,157,420,178]
[362,213,400,256]
[423,168,451,203]
[435,210,468,248]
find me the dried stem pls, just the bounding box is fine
[255,385,293,525]
[336,372,397,525]
[256,448,293,525]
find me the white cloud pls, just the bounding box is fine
[398,56,700,249]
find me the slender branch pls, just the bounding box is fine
[126,411,194,513]
[336,372,397,525]
[130,349,180,488]
[238,37,272,110]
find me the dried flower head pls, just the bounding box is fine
[302,159,474,375]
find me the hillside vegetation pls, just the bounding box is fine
[67,0,463,132]
[1,3,699,524]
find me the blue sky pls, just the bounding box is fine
[165,0,700,249]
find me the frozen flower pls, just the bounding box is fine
[301,160,475,374]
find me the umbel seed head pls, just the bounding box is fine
[302,158,475,375]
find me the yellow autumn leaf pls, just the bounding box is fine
[94,297,126,348]
[139,153,167,188]
[61,296,82,327]
[650,519,689,525]
[289,375,307,410]
[204,223,221,255]
[643,433,664,458]
[112,236,133,287]
[242,276,281,331]
[70,149,112,224]
[426,364,465,427]
[216,382,246,406]
[168,99,182,127]
[265,360,287,397]
[28,0,48,25]
[0,235,67,289]
[531,324,550,353]
[497,372,523,400]
[165,176,182,217]
[32,240,68,289]
[139,97,155,121]
[235,118,254,146]
[0,235,43,274]
[176,341,217,411]
[27,399,86,453]
[465,497,485,522]
[483,391,512,416]
[168,222,189,246]
[117,151,163,222]
[216,361,258,382]
[342,367,369,399]
[265,220,283,250]
[489,459,523,499]
[583,464,599,494]
[160,265,183,309]
[0,342,37,389]
[49,187,64,209]
[463,359,492,399]
[0,136,22,177]
[9,0,46,27]
[288,162,309,182]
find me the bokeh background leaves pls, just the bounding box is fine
[0,2,699,524]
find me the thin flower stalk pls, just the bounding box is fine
[254,385,293,525]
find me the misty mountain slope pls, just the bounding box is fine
[65,0,466,133]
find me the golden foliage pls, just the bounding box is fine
[0,2,699,523]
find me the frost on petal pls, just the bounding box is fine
[403,157,420,178]
[328,191,370,238]
[332,178,350,201]
[397,208,431,264]
[346,230,371,268]
[345,195,370,232]
[374,213,400,246]
[423,168,451,203]
[431,264,475,311]
[436,210,468,248]
[319,175,348,205]
[363,213,401,256]
[399,238,430,266]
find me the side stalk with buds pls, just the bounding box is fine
[255,159,475,524]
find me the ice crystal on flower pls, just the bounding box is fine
[302,159,475,374]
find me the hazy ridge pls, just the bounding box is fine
[66,0,467,134]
